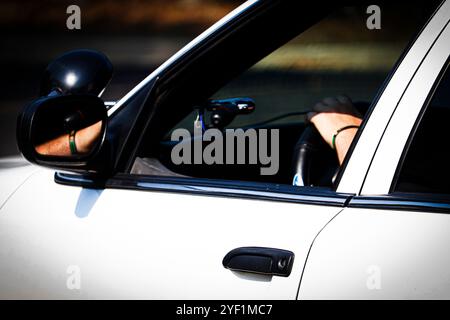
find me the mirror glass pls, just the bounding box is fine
[32,95,106,158]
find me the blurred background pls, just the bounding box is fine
[0,0,243,156]
[0,0,438,156]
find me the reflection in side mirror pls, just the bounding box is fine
[34,119,102,157]
[17,94,107,162]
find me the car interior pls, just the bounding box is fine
[132,100,370,188]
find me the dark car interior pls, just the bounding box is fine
[131,100,370,187]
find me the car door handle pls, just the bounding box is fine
[222,247,294,277]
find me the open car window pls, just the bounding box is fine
[131,3,439,189]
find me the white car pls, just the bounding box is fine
[1,0,450,299]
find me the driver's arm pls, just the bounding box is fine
[35,121,102,156]
[307,95,363,165]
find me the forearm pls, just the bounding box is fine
[35,121,102,156]
[35,133,71,156]
[334,127,360,164]
[307,96,362,165]
[74,121,102,154]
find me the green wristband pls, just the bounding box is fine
[69,130,78,155]
[332,125,360,150]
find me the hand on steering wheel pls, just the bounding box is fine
[307,95,362,164]
[292,95,363,187]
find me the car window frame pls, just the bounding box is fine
[54,1,442,208]
[360,15,450,195]
[348,13,450,213]
[390,56,450,195]
[130,3,430,188]
[55,2,357,206]
[333,2,444,190]
[336,0,447,194]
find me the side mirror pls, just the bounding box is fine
[40,49,113,97]
[16,49,113,173]
[17,94,107,170]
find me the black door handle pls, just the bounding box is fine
[222,247,294,277]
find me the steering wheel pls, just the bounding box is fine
[291,123,339,187]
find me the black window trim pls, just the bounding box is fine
[55,171,450,213]
[54,172,352,207]
[349,193,450,214]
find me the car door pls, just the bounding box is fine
[299,4,450,299]
[0,1,352,300]
[0,168,348,299]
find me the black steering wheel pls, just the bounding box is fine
[291,123,339,187]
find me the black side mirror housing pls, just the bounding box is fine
[40,49,113,97]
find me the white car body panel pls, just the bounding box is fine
[298,207,450,299]
[0,169,340,299]
[0,157,37,208]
